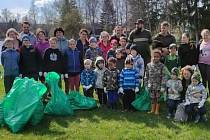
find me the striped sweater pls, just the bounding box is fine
[119,68,140,89]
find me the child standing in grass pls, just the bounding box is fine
[103,57,120,109]
[144,50,168,115]
[81,59,96,98]
[116,48,126,72]
[1,37,20,93]
[64,39,84,92]
[166,67,183,119]
[119,56,140,111]
[94,56,107,106]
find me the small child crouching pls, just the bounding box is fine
[184,72,208,123]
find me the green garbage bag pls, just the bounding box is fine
[0,101,4,127]
[3,77,47,133]
[44,72,74,116]
[68,91,97,110]
[132,87,151,111]
[30,100,45,126]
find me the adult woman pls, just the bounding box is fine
[98,31,112,60]
[197,29,210,94]
[2,28,21,52]
[178,33,198,68]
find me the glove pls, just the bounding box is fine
[118,87,124,94]
[64,74,68,78]
[198,99,205,108]
[104,87,108,93]
[86,85,92,90]
[183,100,190,106]
[39,72,43,76]
[83,85,87,90]
[135,87,139,93]
[19,74,22,78]
[44,72,47,77]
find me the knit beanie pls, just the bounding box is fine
[171,67,179,76]
[191,72,201,82]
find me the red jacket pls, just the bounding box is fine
[98,41,112,60]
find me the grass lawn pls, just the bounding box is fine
[0,68,210,140]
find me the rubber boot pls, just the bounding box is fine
[155,103,160,115]
[148,104,156,114]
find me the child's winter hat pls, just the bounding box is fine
[115,48,123,54]
[21,34,30,41]
[130,44,138,52]
[191,72,201,82]
[95,56,105,68]
[171,67,179,76]
[89,37,97,44]
[169,43,177,49]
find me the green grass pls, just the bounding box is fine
[0,66,210,140]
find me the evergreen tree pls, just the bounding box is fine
[100,0,116,33]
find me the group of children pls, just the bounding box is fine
[1,29,208,123]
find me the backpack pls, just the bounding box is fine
[174,103,188,122]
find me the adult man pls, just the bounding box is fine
[54,27,69,54]
[153,21,176,54]
[128,19,152,65]
[19,21,36,46]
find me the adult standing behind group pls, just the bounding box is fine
[19,21,36,46]
[153,21,176,56]
[2,28,22,52]
[76,29,89,59]
[197,29,210,94]
[128,19,152,65]
[110,25,126,44]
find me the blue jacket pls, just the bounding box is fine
[57,37,69,54]
[119,68,140,89]
[80,69,96,86]
[64,47,84,74]
[1,48,20,76]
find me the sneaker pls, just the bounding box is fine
[194,115,201,123]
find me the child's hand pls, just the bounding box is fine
[118,87,124,94]
[44,72,47,77]
[135,87,139,93]
[39,72,43,76]
[64,74,68,78]
[104,87,108,93]
[86,85,92,90]
[19,74,22,78]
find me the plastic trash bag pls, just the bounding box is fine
[3,77,47,133]
[132,87,151,111]
[0,101,4,127]
[44,72,74,116]
[68,91,97,110]
[30,100,45,126]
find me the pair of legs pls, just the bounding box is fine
[167,99,181,117]
[185,103,206,122]
[149,90,161,114]
[83,87,94,98]
[66,74,80,93]
[107,90,119,109]
[96,88,107,105]
[122,89,135,111]
[4,75,16,93]
[198,63,210,94]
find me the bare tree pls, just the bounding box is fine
[1,8,13,23]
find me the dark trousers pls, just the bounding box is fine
[83,87,94,98]
[96,88,107,105]
[107,90,119,109]
[198,63,210,94]
[185,103,206,120]
[23,73,38,81]
[64,78,69,93]
[167,99,181,115]
[122,89,135,110]
[4,75,16,93]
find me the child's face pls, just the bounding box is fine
[169,47,176,55]
[69,40,76,49]
[131,49,137,57]
[50,40,57,48]
[5,41,14,48]
[152,52,161,63]
[108,62,116,69]
[98,62,104,69]
[90,42,97,48]
[171,74,177,80]
[111,42,118,50]
[119,39,127,47]
[22,39,31,46]
[116,52,122,59]
[181,34,189,43]
[191,79,199,86]
[183,70,192,80]
[84,62,91,69]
